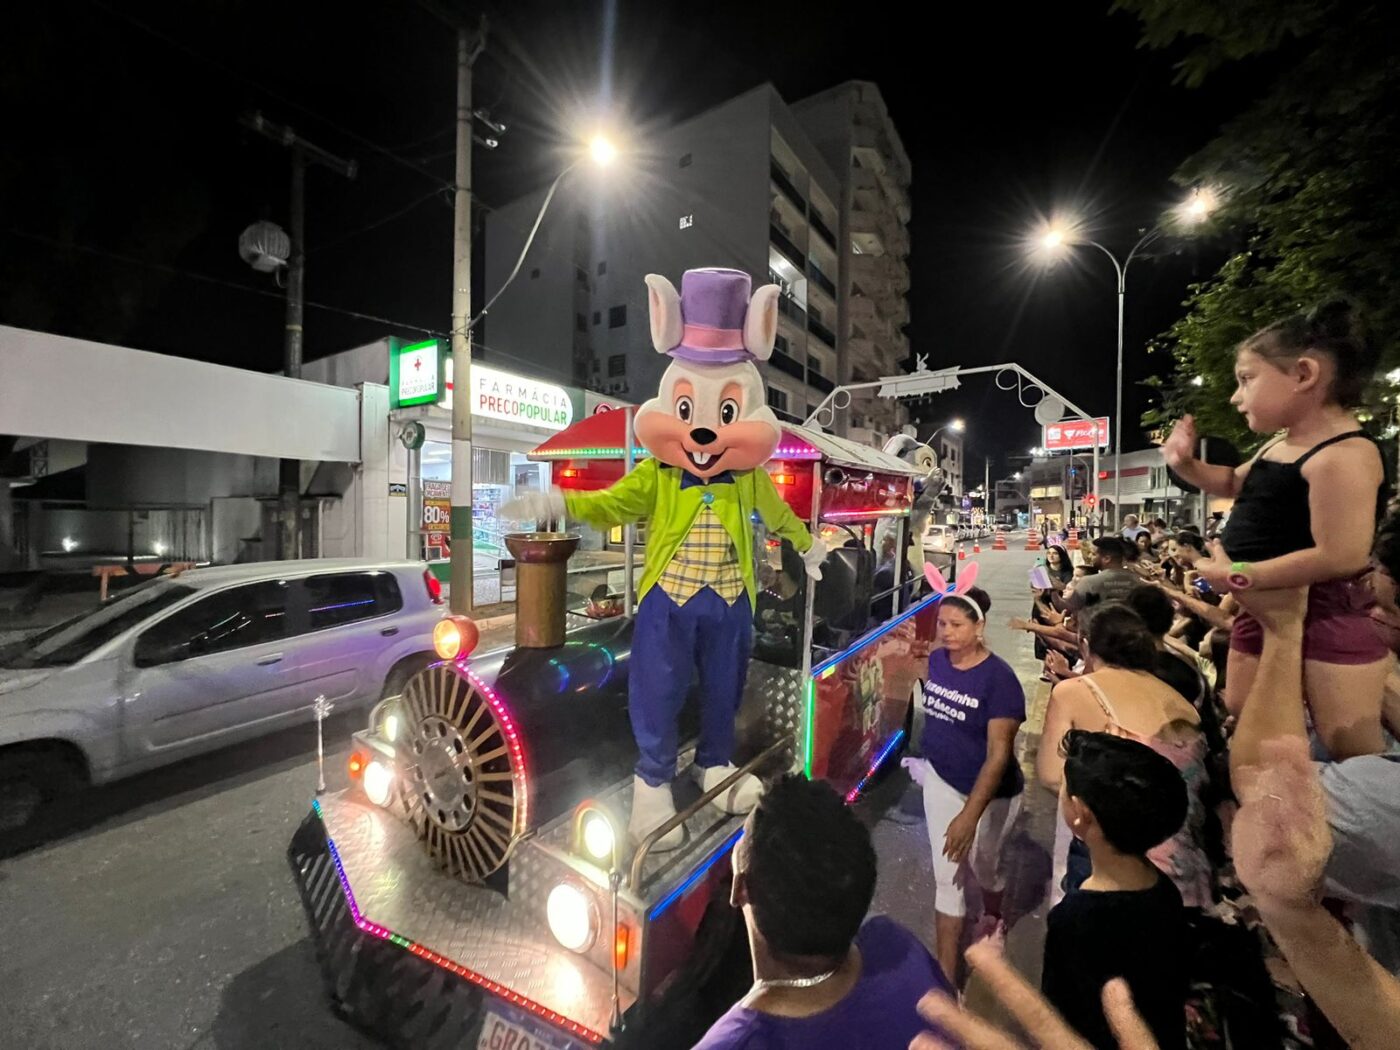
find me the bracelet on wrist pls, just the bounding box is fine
[1227,561,1254,591]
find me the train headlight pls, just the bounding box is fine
[381,703,402,744]
[546,881,598,953]
[363,759,395,808]
[571,801,622,866]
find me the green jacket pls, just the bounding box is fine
[562,458,814,606]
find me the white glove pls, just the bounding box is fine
[500,486,567,524]
[801,536,829,580]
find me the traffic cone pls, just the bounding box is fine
[1067,527,1080,551]
[957,544,966,561]
[993,532,1008,551]
[1025,530,1042,552]
[973,538,981,553]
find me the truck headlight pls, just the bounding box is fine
[546,881,598,952]
[382,708,401,744]
[363,759,395,807]
[571,801,622,866]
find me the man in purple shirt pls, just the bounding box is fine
[691,775,954,1049]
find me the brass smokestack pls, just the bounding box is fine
[503,532,580,648]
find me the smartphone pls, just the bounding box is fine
[1191,577,1213,596]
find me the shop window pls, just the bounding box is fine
[609,305,627,328]
[608,354,626,377]
[597,260,607,276]
[679,153,692,168]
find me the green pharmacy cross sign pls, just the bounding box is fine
[389,338,448,409]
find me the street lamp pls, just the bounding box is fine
[449,133,620,613]
[928,418,965,443]
[1030,188,1216,529]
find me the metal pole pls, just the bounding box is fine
[623,408,636,616]
[1092,438,1100,537]
[449,26,484,615]
[280,149,306,561]
[984,457,990,521]
[407,444,422,561]
[1198,437,1209,535]
[1113,276,1125,531]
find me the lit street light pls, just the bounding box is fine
[1029,188,1217,529]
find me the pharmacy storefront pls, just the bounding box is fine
[388,339,625,571]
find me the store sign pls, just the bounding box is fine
[465,363,575,431]
[390,339,447,408]
[1043,417,1110,451]
[421,480,451,530]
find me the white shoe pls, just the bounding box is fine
[697,764,764,815]
[628,776,684,851]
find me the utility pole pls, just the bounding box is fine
[984,458,990,520]
[450,22,487,615]
[242,112,356,560]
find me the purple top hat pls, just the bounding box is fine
[669,267,755,364]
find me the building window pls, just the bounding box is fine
[592,311,601,325]
[774,333,789,355]
[575,313,587,332]
[608,354,626,377]
[597,260,607,276]
[766,387,789,414]
[679,153,692,168]
[609,305,627,328]
[530,268,541,279]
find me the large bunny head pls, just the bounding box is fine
[634,269,783,479]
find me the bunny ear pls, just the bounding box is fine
[953,561,980,594]
[924,563,949,592]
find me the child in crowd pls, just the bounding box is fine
[1163,300,1389,760]
[1042,729,1189,1050]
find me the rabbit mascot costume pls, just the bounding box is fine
[507,268,826,849]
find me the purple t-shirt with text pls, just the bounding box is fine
[920,648,1026,797]
[690,916,952,1050]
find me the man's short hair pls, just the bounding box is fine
[1126,585,1175,637]
[1173,530,1206,554]
[1060,730,1187,854]
[1092,536,1131,560]
[742,774,876,958]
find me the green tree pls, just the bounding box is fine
[1117,0,1400,447]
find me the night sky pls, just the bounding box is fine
[2,1,1260,476]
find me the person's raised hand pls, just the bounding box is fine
[910,938,1159,1050]
[1232,737,1333,912]
[1233,585,1308,636]
[1162,414,1197,471]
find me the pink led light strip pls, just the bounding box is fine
[463,666,531,836]
[313,801,603,1045]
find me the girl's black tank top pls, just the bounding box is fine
[1222,431,1387,562]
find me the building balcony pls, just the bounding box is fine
[769,348,806,383]
[777,291,807,326]
[807,314,837,349]
[808,371,835,395]
[769,223,805,269]
[769,160,805,211]
[808,261,836,298]
[810,210,836,250]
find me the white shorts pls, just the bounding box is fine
[921,760,1022,919]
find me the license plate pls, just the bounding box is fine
[476,1004,585,1050]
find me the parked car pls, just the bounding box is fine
[923,525,956,552]
[0,559,446,838]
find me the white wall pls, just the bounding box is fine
[0,326,361,462]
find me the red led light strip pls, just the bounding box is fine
[313,801,603,1045]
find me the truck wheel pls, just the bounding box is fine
[381,654,434,700]
[0,747,86,839]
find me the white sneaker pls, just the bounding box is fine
[628,776,684,851]
[696,764,764,815]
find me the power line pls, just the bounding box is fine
[309,186,448,253]
[2,227,446,338]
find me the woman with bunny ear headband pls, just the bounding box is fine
[908,560,1027,982]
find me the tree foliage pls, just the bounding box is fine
[1114,0,1400,447]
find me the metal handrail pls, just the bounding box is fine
[628,736,792,889]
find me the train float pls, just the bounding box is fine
[288,408,953,1049]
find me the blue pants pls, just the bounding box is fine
[630,586,753,786]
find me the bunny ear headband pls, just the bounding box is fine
[924,561,983,621]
